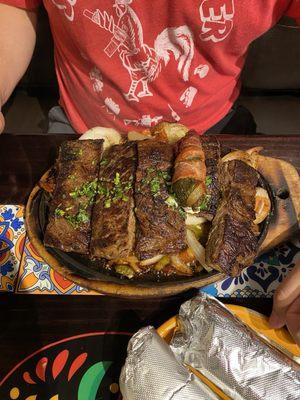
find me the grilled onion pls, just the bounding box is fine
[80,127,122,150]
[185,214,207,226]
[170,249,195,276]
[254,187,271,224]
[140,254,164,267]
[186,229,212,272]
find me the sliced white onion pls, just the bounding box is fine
[186,229,212,272]
[254,187,271,224]
[184,207,201,215]
[140,254,164,267]
[80,127,122,150]
[185,214,207,225]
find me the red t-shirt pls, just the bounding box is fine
[2,0,300,133]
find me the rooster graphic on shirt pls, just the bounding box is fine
[83,0,195,102]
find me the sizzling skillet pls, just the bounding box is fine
[25,141,274,298]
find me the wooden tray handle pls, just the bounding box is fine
[257,155,300,254]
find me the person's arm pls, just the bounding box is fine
[269,260,300,345]
[0,3,38,133]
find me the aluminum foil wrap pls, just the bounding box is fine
[119,326,219,400]
[170,293,300,400]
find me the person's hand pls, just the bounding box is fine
[269,261,300,345]
[0,109,5,133]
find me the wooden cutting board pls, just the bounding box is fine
[257,155,300,254]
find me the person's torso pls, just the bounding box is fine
[43,0,291,133]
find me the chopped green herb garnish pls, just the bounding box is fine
[150,177,161,195]
[114,172,121,185]
[98,185,110,197]
[165,196,178,208]
[205,176,212,186]
[55,208,65,217]
[69,179,98,199]
[198,194,212,211]
[69,191,78,198]
[104,199,111,208]
[76,209,89,223]
[179,208,186,219]
[65,207,90,227]
[100,159,109,166]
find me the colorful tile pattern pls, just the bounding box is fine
[201,237,300,298]
[16,236,99,295]
[0,205,26,292]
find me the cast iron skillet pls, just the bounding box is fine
[25,151,275,298]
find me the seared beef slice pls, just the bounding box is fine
[44,140,103,254]
[90,142,136,260]
[135,140,186,260]
[206,160,259,276]
[201,136,221,220]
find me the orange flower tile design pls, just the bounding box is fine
[16,237,100,295]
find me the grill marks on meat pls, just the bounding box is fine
[90,142,136,260]
[200,136,221,220]
[45,139,261,277]
[44,140,103,254]
[135,141,187,260]
[206,160,259,276]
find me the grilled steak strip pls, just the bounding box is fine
[206,160,259,276]
[90,142,136,260]
[135,140,186,260]
[200,136,221,220]
[44,140,103,254]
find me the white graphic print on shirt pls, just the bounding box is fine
[89,67,104,93]
[51,0,77,21]
[83,0,195,103]
[103,97,121,119]
[199,0,234,42]
[194,64,209,78]
[168,104,181,122]
[123,114,163,127]
[180,86,198,108]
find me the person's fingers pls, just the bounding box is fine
[286,296,300,346]
[269,261,300,329]
[0,111,4,133]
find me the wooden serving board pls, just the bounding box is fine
[25,155,300,298]
[257,155,300,254]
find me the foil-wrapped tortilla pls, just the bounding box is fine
[171,293,300,400]
[120,294,300,400]
[119,326,220,400]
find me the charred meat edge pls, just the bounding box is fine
[44,139,104,254]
